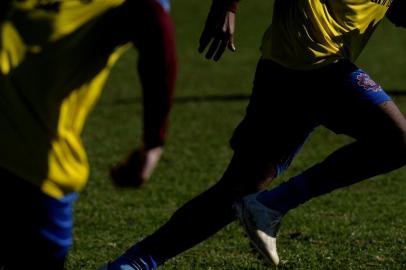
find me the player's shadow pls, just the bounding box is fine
[176,89,406,103]
[110,94,251,105]
[174,94,251,103]
[109,88,406,106]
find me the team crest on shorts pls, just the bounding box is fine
[356,73,382,92]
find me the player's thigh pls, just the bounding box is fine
[229,60,317,181]
[318,66,406,145]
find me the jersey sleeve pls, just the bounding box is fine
[137,0,177,149]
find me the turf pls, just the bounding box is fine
[66,1,406,269]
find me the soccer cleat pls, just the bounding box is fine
[97,261,141,270]
[234,193,283,266]
[98,259,149,270]
[98,246,158,270]
[97,261,143,270]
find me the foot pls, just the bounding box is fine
[97,258,143,270]
[97,250,157,270]
[234,193,283,266]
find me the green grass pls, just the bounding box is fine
[66,1,406,269]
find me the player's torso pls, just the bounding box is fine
[262,0,392,69]
[319,0,390,31]
[8,0,124,42]
[0,0,127,198]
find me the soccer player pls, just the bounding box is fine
[0,0,176,269]
[102,0,406,269]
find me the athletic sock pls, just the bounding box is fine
[257,174,310,214]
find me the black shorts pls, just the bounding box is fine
[230,59,393,176]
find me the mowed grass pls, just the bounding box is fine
[67,1,406,269]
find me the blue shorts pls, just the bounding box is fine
[230,59,392,176]
[0,169,77,269]
[349,69,390,105]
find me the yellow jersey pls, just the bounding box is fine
[262,0,393,69]
[0,0,128,198]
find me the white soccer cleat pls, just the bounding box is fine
[234,193,283,266]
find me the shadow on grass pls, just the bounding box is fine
[106,89,406,105]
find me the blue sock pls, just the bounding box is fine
[109,245,158,270]
[257,174,310,214]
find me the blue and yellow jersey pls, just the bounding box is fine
[0,0,128,198]
[262,0,393,69]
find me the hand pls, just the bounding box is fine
[110,146,163,188]
[198,9,236,61]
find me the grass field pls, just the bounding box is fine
[66,1,406,269]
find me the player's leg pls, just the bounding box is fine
[244,61,406,264]
[0,169,77,270]
[259,61,406,212]
[100,153,280,270]
[102,59,317,269]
